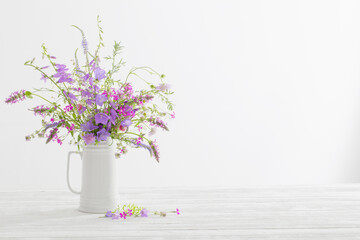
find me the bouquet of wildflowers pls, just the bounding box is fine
[5,17,175,162]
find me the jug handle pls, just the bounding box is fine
[67,151,82,194]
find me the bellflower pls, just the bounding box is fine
[95,113,110,125]
[95,94,107,106]
[110,108,118,125]
[94,67,106,80]
[97,128,110,141]
[82,133,96,144]
[121,119,132,127]
[80,120,99,132]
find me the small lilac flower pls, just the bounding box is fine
[95,94,108,106]
[176,209,180,215]
[41,66,49,69]
[97,128,110,141]
[80,120,99,132]
[122,212,127,219]
[121,119,132,127]
[95,113,110,125]
[105,211,112,217]
[94,67,106,80]
[50,56,56,59]
[112,212,120,220]
[82,133,96,145]
[140,209,150,217]
[40,73,47,82]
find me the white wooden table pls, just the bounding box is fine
[1,185,360,239]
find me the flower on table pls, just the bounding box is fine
[176,209,180,215]
[112,212,120,220]
[128,209,133,216]
[140,209,149,217]
[105,210,112,217]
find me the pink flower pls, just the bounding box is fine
[171,112,175,119]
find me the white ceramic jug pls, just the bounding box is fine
[67,140,119,213]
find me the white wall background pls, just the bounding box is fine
[1,0,360,191]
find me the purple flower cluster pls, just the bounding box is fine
[32,105,50,117]
[5,90,26,104]
[54,64,74,84]
[105,207,179,220]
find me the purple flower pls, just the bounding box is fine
[55,64,67,70]
[140,209,150,217]
[95,94,108,106]
[112,212,120,220]
[57,73,74,84]
[82,133,95,144]
[110,109,118,125]
[45,121,61,131]
[81,90,93,98]
[121,119,132,127]
[40,73,47,82]
[80,120,99,132]
[5,90,27,104]
[54,64,74,84]
[95,113,110,125]
[94,67,106,80]
[134,141,152,156]
[106,121,112,131]
[149,140,160,163]
[105,211,112,217]
[78,106,86,115]
[97,128,110,141]
[86,99,95,107]
[63,90,78,102]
